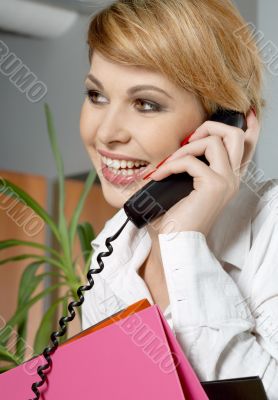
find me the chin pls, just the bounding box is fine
[99,179,130,210]
[99,175,144,210]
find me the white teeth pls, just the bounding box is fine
[127,160,134,168]
[110,167,147,176]
[102,155,148,170]
[111,159,121,169]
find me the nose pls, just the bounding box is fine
[97,106,130,145]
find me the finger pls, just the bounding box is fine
[188,120,245,143]
[164,110,257,177]
[190,121,246,174]
[160,135,239,177]
[168,121,244,166]
[150,154,217,182]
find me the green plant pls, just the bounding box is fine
[0,103,97,373]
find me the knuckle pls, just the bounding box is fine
[202,120,211,128]
[165,163,175,173]
[209,135,222,143]
[200,120,213,131]
[183,154,194,164]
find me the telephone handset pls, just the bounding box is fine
[123,109,247,229]
[29,109,247,399]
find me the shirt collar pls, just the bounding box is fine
[89,207,150,280]
[90,179,259,276]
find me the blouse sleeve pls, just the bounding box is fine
[158,208,278,400]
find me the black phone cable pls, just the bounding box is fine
[29,216,131,400]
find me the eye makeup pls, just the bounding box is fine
[84,88,165,113]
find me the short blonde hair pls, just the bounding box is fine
[86,0,266,122]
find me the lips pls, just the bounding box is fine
[100,159,150,186]
[98,149,148,163]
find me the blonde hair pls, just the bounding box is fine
[86,0,266,122]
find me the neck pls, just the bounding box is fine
[142,223,164,274]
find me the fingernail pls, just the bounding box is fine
[143,131,195,180]
[180,131,195,146]
[143,170,155,180]
[155,155,171,168]
[143,155,170,180]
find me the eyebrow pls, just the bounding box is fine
[86,73,173,99]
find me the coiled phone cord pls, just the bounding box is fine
[29,216,131,400]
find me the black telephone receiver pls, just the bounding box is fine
[29,108,247,400]
[123,109,247,229]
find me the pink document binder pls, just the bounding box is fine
[0,303,209,399]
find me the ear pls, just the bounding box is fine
[238,108,260,178]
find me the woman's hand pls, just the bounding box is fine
[147,108,260,237]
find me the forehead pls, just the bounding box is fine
[89,50,173,88]
[88,50,199,106]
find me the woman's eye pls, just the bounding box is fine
[134,99,162,113]
[85,89,107,104]
[84,89,162,113]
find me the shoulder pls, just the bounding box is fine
[248,178,278,254]
[255,178,278,205]
[250,178,278,228]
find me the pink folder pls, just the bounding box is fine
[0,303,209,399]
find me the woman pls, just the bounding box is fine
[80,0,278,397]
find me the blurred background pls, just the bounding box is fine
[0,0,277,371]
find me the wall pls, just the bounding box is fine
[255,0,278,179]
[0,13,93,180]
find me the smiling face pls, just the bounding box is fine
[80,50,207,209]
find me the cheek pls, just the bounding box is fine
[80,102,97,144]
[134,119,181,163]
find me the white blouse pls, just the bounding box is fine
[81,177,278,399]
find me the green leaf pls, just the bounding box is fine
[0,262,46,348]
[15,262,44,360]
[0,178,61,242]
[0,345,20,364]
[83,249,94,275]
[34,296,66,354]
[17,262,44,305]
[15,320,27,363]
[0,239,61,260]
[69,170,97,247]
[0,283,65,346]
[44,103,72,269]
[59,295,70,344]
[9,261,65,360]
[77,221,95,264]
[0,254,65,271]
[44,103,65,222]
